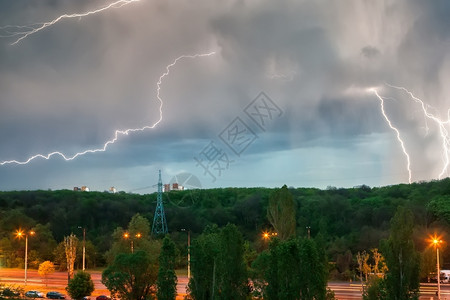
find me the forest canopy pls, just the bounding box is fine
[1,178,450,275]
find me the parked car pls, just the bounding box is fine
[25,291,44,298]
[46,291,65,299]
[95,296,110,300]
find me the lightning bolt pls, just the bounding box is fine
[371,88,412,183]
[371,83,450,183]
[1,0,141,45]
[0,51,216,166]
[385,83,450,179]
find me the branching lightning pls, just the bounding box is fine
[0,0,141,45]
[371,83,450,183]
[385,83,450,179]
[371,88,412,183]
[0,52,216,166]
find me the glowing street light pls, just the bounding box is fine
[429,235,444,300]
[123,232,141,253]
[15,229,35,285]
[262,231,277,241]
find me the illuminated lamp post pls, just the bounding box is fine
[123,232,141,253]
[15,229,35,286]
[431,237,443,300]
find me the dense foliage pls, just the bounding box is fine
[66,271,95,300]
[157,236,178,300]
[188,224,249,300]
[1,178,450,280]
[102,250,158,300]
[382,207,420,299]
[252,237,327,300]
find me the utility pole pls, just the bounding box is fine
[181,229,191,279]
[78,227,86,271]
[24,234,28,285]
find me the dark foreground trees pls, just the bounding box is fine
[188,224,249,300]
[102,250,159,300]
[382,206,420,300]
[252,237,327,300]
[157,236,178,300]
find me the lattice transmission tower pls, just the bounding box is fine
[152,170,168,235]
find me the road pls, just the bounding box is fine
[2,268,450,299]
[0,268,108,297]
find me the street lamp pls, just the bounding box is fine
[123,232,141,253]
[306,226,311,239]
[78,226,86,271]
[262,231,277,240]
[15,229,35,286]
[431,237,443,300]
[181,229,191,280]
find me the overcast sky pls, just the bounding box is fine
[1,0,449,193]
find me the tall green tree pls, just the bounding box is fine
[421,247,437,282]
[255,237,327,300]
[267,185,296,240]
[188,226,219,300]
[215,224,249,300]
[157,236,178,300]
[188,224,249,300]
[298,238,327,300]
[102,250,159,300]
[268,238,301,300]
[381,207,420,300]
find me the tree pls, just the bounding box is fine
[266,238,301,300]
[298,238,327,299]
[64,234,78,280]
[105,214,154,264]
[102,250,159,300]
[356,251,370,282]
[258,237,327,300]
[38,261,55,287]
[381,207,420,299]
[32,224,57,262]
[188,226,219,300]
[267,185,296,240]
[215,224,249,300]
[157,236,178,300]
[420,247,436,282]
[66,271,94,300]
[363,276,387,300]
[188,224,249,300]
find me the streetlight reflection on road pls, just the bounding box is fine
[14,228,35,285]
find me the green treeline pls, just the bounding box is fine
[1,178,450,278]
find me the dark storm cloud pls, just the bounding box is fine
[1,0,450,191]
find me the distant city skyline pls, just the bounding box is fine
[1,0,449,193]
